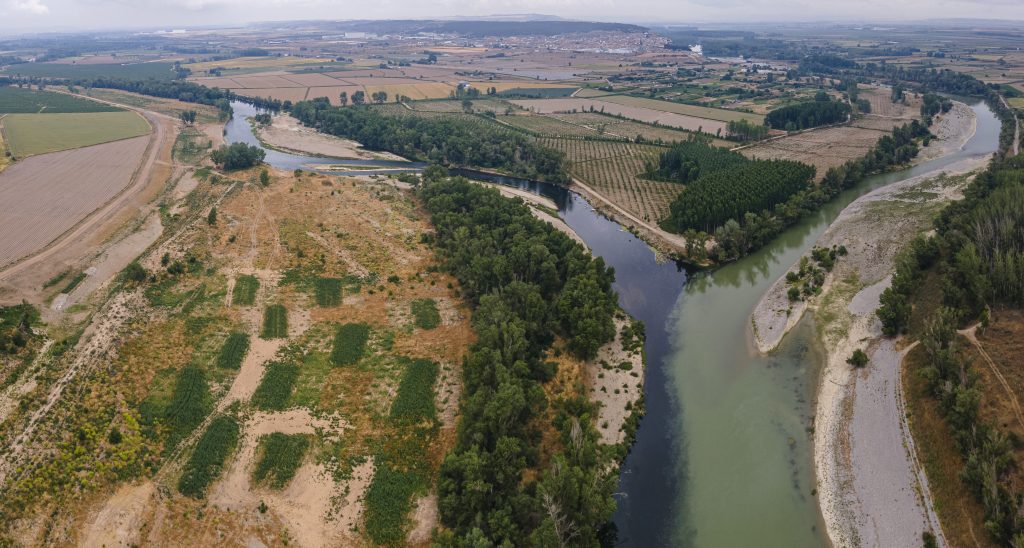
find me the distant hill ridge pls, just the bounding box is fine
[256,18,648,36]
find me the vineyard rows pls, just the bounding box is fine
[539,138,682,222]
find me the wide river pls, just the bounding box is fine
[228,99,1000,547]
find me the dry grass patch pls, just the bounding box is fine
[903,345,996,548]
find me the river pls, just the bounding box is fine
[226,99,1000,547]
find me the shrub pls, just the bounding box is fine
[847,348,869,368]
[178,416,239,498]
[233,275,259,306]
[216,332,250,369]
[314,277,342,307]
[261,304,288,339]
[330,323,370,366]
[252,433,309,488]
[251,362,299,410]
[390,359,439,423]
[210,142,265,170]
[410,298,441,330]
[123,261,147,283]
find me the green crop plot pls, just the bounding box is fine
[2,111,150,157]
[232,275,259,305]
[0,86,122,113]
[329,323,370,366]
[164,366,211,450]
[364,462,420,544]
[2,62,177,81]
[252,433,310,488]
[216,332,250,369]
[251,361,299,410]
[260,304,288,339]
[314,277,342,307]
[177,415,239,498]
[390,358,438,423]
[410,299,440,330]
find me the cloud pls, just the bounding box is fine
[11,0,49,14]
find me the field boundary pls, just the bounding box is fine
[0,97,172,281]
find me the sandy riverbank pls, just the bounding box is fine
[255,113,406,161]
[751,102,977,354]
[750,101,987,548]
[772,160,985,547]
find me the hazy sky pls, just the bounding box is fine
[2,0,1024,33]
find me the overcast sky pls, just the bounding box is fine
[2,0,1024,34]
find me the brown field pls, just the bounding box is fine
[741,126,888,180]
[0,136,149,267]
[190,76,244,89]
[304,86,362,104]
[227,75,302,89]
[597,94,765,124]
[511,98,728,135]
[276,72,349,87]
[364,82,455,100]
[232,87,310,103]
[554,112,733,146]
[540,138,678,222]
[860,86,922,119]
[850,115,915,132]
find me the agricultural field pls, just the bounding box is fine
[0,135,149,267]
[498,112,601,138]
[859,86,923,119]
[554,112,734,146]
[598,94,765,124]
[740,125,889,179]
[191,60,582,104]
[0,61,177,81]
[540,137,681,222]
[1,111,151,157]
[185,55,330,75]
[511,97,729,135]
[0,86,122,113]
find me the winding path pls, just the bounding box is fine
[959,323,1024,429]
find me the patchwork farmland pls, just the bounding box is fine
[0,136,150,267]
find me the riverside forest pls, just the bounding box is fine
[0,9,1022,548]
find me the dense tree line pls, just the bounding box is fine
[726,119,770,141]
[765,94,851,131]
[876,154,1024,544]
[419,176,623,545]
[662,159,815,233]
[642,136,747,183]
[290,98,568,182]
